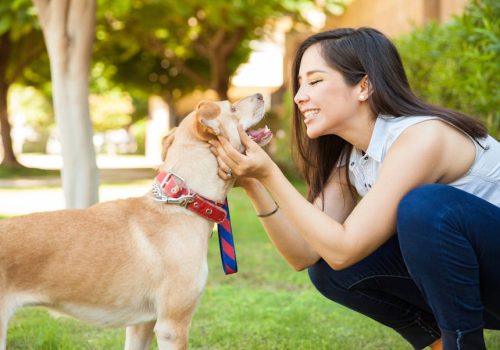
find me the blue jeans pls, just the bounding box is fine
[308,184,500,349]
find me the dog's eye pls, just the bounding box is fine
[230,105,236,113]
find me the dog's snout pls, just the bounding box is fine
[255,93,263,101]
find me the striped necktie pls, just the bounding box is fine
[217,199,237,274]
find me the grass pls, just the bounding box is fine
[2,184,500,349]
[0,166,59,179]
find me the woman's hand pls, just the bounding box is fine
[209,126,276,183]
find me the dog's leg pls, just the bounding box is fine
[125,321,156,350]
[154,300,199,350]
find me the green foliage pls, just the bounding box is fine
[0,0,39,39]
[0,0,47,86]
[396,0,500,137]
[93,0,344,101]
[268,90,301,180]
[130,119,147,154]
[89,91,134,131]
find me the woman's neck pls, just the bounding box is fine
[337,109,377,153]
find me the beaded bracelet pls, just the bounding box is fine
[257,201,279,218]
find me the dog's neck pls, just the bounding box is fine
[158,115,234,203]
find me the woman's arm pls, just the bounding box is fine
[241,166,355,271]
[213,120,469,270]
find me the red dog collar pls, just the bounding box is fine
[152,172,227,223]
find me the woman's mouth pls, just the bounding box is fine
[303,109,320,124]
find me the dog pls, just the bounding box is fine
[0,93,272,350]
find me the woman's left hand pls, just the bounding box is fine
[209,126,275,182]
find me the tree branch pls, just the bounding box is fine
[176,60,209,86]
[209,28,226,52]
[220,27,245,57]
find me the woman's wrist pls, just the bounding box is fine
[256,201,279,218]
[259,162,281,188]
[240,177,261,193]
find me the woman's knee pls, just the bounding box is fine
[397,185,446,257]
[397,184,458,273]
[397,184,454,238]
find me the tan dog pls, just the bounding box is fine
[0,93,272,350]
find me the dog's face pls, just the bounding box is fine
[194,93,272,152]
[161,94,273,161]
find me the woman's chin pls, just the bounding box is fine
[306,127,321,139]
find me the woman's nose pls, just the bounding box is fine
[294,87,308,105]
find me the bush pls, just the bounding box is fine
[396,0,500,138]
[130,119,147,155]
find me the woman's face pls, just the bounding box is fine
[294,44,361,139]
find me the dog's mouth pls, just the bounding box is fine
[246,126,273,147]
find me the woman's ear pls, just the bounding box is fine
[358,75,373,101]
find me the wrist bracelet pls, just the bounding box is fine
[257,201,279,218]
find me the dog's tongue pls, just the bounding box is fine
[247,126,273,146]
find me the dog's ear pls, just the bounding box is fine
[161,127,177,161]
[193,101,221,140]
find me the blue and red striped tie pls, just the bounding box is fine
[217,200,237,274]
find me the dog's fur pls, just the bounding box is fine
[0,94,266,350]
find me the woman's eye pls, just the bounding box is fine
[309,79,322,85]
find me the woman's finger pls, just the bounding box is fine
[238,126,257,151]
[217,136,246,165]
[209,146,218,157]
[218,167,233,180]
[217,149,240,174]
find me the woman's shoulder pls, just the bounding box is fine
[377,114,441,135]
[367,115,441,161]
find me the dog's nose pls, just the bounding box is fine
[255,93,263,101]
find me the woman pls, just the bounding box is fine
[209,27,500,350]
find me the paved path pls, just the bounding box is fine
[0,154,160,216]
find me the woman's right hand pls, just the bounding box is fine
[209,144,260,189]
[209,126,277,182]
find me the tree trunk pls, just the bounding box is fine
[164,93,178,128]
[211,56,229,100]
[0,83,21,167]
[33,0,98,208]
[0,32,21,167]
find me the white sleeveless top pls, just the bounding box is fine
[347,115,500,207]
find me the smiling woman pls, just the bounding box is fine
[210,27,500,350]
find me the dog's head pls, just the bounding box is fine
[161,93,273,161]
[192,93,272,152]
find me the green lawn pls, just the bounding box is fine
[3,185,500,349]
[0,166,59,179]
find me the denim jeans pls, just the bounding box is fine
[308,184,500,349]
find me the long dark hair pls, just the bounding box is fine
[291,27,487,204]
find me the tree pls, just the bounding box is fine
[0,0,46,166]
[32,0,98,208]
[95,0,343,102]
